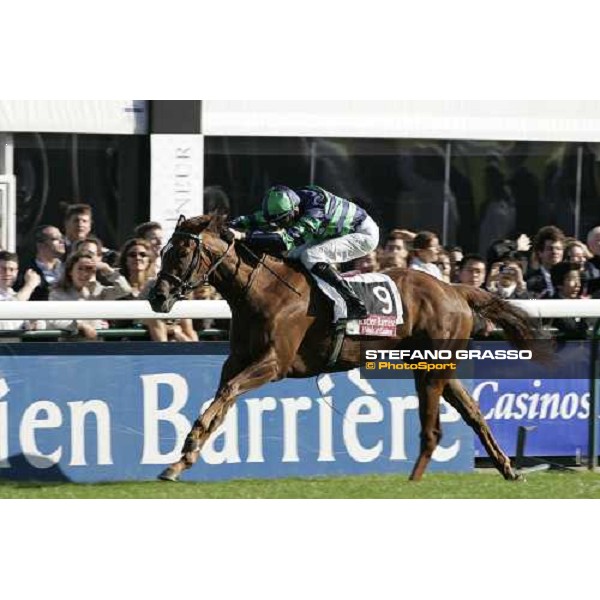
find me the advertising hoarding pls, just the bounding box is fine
[0,344,472,482]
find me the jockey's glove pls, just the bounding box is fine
[223,228,246,242]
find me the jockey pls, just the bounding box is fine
[227,184,380,319]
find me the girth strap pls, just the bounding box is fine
[326,321,347,368]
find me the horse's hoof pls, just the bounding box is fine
[158,468,180,482]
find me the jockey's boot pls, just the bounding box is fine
[312,262,368,320]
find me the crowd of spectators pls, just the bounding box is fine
[0,202,221,342]
[2,199,600,342]
[348,223,600,338]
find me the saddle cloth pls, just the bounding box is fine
[312,270,403,337]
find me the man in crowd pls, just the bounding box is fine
[15,225,65,301]
[379,229,411,269]
[64,203,118,265]
[64,203,93,253]
[526,225,565,298]
[487,258,530,299]
[0,250,42,334]
[458,254,487,289]
[584,226,600,293]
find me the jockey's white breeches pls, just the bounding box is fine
[288,215,380,269]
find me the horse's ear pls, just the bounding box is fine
[177,214,186,228]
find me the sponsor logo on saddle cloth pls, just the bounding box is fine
[314,271,403,337]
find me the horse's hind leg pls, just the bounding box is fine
[443,378,518,481]
[159,350,279,482]
[409,375,445,481]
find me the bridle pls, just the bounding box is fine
[157,223,301,300]
[157,229,234,299]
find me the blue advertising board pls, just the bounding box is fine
[471,340,595,458]
[473,377,590,457]
[0,343,473,482]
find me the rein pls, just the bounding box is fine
[238,241,302,297]
[159,228,301,298]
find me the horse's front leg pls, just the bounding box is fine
[159,349,279,481]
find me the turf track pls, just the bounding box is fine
[1,470,600,498]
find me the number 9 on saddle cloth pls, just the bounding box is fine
[313,270,403,337]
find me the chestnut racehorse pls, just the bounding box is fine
[149,214,543,482]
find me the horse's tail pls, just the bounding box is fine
[455,285,553,362]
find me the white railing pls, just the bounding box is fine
[0,300,232,320]
[1,299,600,320]
[510,299,600,319]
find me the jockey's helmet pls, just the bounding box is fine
[262,186,300,223]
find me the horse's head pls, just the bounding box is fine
[148,213,229,313]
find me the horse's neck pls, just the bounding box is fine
[207,246,263,305]
[208,247,297,310]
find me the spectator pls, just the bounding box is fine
[586,226,600,270]
[73,235,118,286]
[353,250,380,273]
[550,262,582,300]
[486,238,518,266]
[0,250,42,334]
[117,238,156,299]
[47,251,131,340]
[458,254,487,288]
[63,203,118,265]
[446,245,463,283]
[133,221,164,274]
[585,226,600,294]
[117,238,198,343]
[564,239,594,297]
[192,284,227,338]
[436,248,452,283]
[565,239,591,266]
[549,261,588,338]
[487,258,531,299]
[63,203,93,253]
[140,287,199,342]
[409,231,442,280]
[15,225,65,300]
[526,225,565,298]
[456,253,496,337]
[73,234,104,258]
[379,229,411,269]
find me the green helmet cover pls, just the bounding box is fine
[262,186,298,222]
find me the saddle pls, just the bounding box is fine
[312,270,403,337]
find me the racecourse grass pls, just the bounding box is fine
[1,470,600,499]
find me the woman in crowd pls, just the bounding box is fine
[47,250,131,340]
[117,238,156,299]
[564,239,594,297]
[408,231,443,280]
[117,237,198,342]
[549,261,588,339]
[73,235,116,286]
[436,248,452,283]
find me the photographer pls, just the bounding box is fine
[486,259,531,299]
